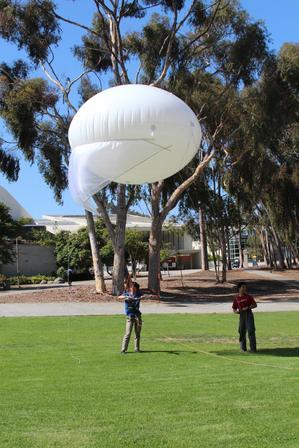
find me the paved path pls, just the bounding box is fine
[0,300,298,317]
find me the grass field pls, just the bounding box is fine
[1,312,298,448]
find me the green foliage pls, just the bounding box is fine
[0,141,20,181]
[0,273,7,282]
[73,14,112,73]
[278,43,299,92]
[125,230,148,272]
[56,266,66,279]
[36,121,69,202]
[78,77,100,103]
[55,229,92,272]
[0,72,58,154]
[0,0,61,63]
[29,228,56,246]
[160,242,172,262]
[99,239,114,268]
[54,219,113,272]
[0,202,23,264]
[8,274,55,285]
[0,60,69,201]
[0,0,296,278]
[125,14,179,83]
[53,222,150,273]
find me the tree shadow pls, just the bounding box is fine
[150,277,299,304]
[213,347,299,357]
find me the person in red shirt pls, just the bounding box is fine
[232,282,257,352]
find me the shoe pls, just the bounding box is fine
[249,349,257,353]
[121,350,127,354]
[240,348,247,352]
[134,349,141,353]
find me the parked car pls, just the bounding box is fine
[232,259,240,268]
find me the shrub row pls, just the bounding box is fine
[8,275,56,285]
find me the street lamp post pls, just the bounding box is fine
[16,237,20,289]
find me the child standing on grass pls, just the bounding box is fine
[232,282,257,352]
[119,282,143,354]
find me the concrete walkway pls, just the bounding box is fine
[0,300,298,317]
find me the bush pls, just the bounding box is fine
[8,275,55,285]
[0,274,7,283]
[56,267,66,279]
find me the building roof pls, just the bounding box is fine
[0,186,32,220]
[37,213,176,234]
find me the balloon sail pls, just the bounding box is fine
[68,84,202,210]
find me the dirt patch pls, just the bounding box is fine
[0,269,298,304]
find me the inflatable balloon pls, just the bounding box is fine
[68,84,201,210]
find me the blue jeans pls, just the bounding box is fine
[239,310,256,351]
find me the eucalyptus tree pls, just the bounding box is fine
[126,0,269,291]
[224,44,299,269]
[0,0,269,295]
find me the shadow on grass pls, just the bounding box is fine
[213,347,299,357]
[126,350,197,355]
[257,347,299,357]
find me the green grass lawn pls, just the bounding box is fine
[1,312,298,448]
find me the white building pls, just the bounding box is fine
[0,186,33,220]
[0,187,57,276]
[36,213,201,269]
[0,186,202,271]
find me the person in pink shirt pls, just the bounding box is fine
[232,282,257,352]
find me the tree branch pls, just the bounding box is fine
[51,9,100,37]
[181,0,223,54]
[151,1,178,87]
[161,151,215,220]
[93,193,116,244]
[66,69,94,93]
[41,62,78,114]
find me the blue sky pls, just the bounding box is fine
[0,0,298,218]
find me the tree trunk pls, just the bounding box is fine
[112,184,127,295]
[220,227,227,283]
[226,226,232,270]
[237,224,244,268]
[147,152,215,293]
[93,187,128,296]
[199,206,209,270]
[270,239,278,269]
[85,211,106,293]
[285,246,292,269]
[264,228,273,268]
[262,204,286,269]
[289,241,299,264]
[212,247,220,282]
[269,226,286,269]
[259,228,269,265]
[148,216,163,294]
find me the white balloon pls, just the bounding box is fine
[68,84,201,210]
